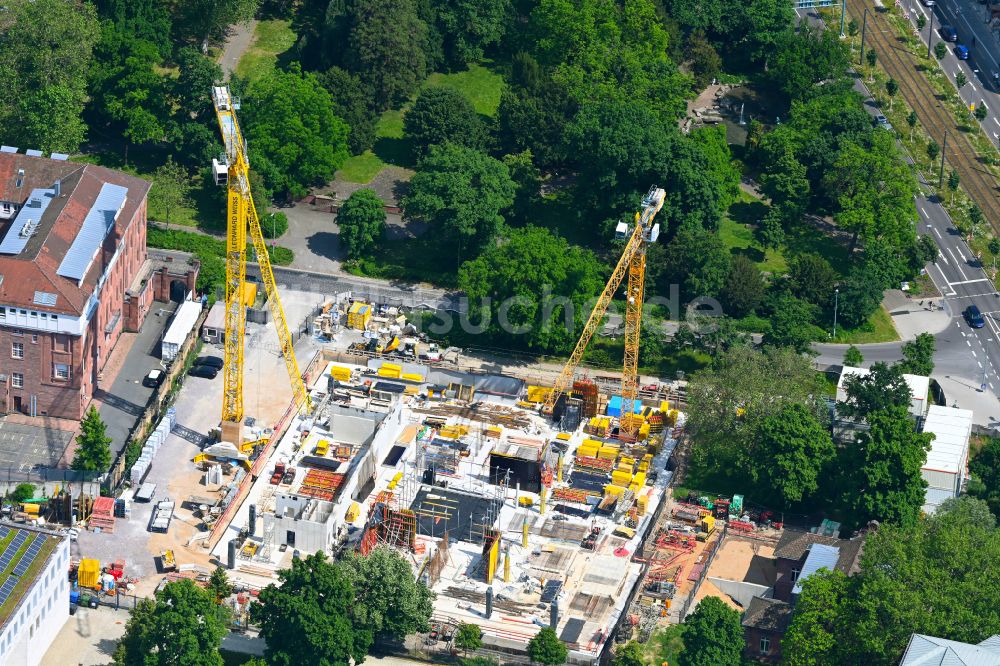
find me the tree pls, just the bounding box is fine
[975,103,989,122]
[956,71,967,90]
[113,580,229,666]
[527,627,567,665]
[612,641,644,666]
[502,150,542,226]
[206,566,233,604]
[435,0,512,66]
[934,40,947,60]
[678,597,744,666]
[9,484,35,504]
[72,406,112,472]
[94,0,173,57]
[661,226,731,301]
[989,235,1000,258]
[686,346,825,472]
[843,345,864,367]
[839,362,912,420]
[757,207,786,249]
[753,404,836,506]
[721,255,766,318]
[969,438,1000,517]
[866,47,877,70]
[404,86,484,158]
[347,0,428,110]
[405,144,516,266]
[0,0,99,153]
[885,78,898,110]
[764,294,820,353]
[338,189,386,258]
[916,13,926,30]
[840,404,932,528]
[318,67,377,154]
[947,169,960,203]
[788,498,1000,664]
[969,204,986,238]
[339,547,434,641]
[836,264,884,329]
[912,234,938,268]
[899,332,935,376]
[782,569,852,665]
[458,226,605,353]
[927,140,940,162]
[149,157,192,227]
[174,0,260,45]
[761,149,810,216]
[455,623,483,656]
[686,30,722,89]
[789,253,837,305]
[769,26,851,106]
[252,552,372,666]
[907,110,918,141]
[240,64,349,199]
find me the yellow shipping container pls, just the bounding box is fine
[378,367,401,378]
[401,373,424,382]
[632,472,647,487]
[616,462,634,474]
[526,385,553,403]
[78,559,101,589]
[604,484,626,497]
[611,470,632,486]
[556,432,571,441]
[330,365,352,382]
[347,301,372,330]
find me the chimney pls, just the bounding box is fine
[54,179,60,197]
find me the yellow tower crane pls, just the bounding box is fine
[542,185,665,439]
[211,86,310,441]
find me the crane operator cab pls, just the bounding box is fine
[212,158,229,186]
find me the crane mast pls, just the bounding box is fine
[542,186,665,439]
[211,86,310,436]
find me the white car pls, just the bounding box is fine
[922,0,935,6]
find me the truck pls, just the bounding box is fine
[160,550,176,572]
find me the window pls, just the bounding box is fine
[0,307,4,319]
[11,373,23,389]
[53,364,70,381]
[791,568,801,582]
[11,343,23,359]
[11,328,22,337]
[54,335,69,353]
[760,637,771,654]
[30,334,37,344]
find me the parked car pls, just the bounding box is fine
[874,114,893,130]
[922,0,935,5]
[188,364,219,379]
[940,25,958,42]
[142,369,165,388]
[194,355,224,370]
[965,305,986,328]
[956,44,970,60]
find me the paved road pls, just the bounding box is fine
[910,0,1000,136]
[218,20,258,79]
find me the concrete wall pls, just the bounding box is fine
[921,468,959,495]
[268,494,334,553]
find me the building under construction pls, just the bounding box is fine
[209,349,681,665]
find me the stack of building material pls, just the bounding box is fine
[130,408,177,484]
[90,497,116,533]
[298,469,345,501]
[574,456,614,474]
[150,499,175,533]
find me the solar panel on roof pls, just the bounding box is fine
[33,291,58,307]
[57,182,128,282]
[24,149,42,157]
[0,146,17,153]
[50,153,69,161]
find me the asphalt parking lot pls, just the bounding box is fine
[0,421,74,470]
[98,301,178,455]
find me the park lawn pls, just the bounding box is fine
[423,62,506,117]
[719,215,788,274]
[344,235,460,287]
[337,64,506,183]
[827,305,899,344]
[234,19,295,83]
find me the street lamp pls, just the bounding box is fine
[833,288,840,338]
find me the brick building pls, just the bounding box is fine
[0,152,197,420]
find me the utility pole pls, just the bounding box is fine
[860,8,870,65]
[939,129,948,188]
[833,288,840,338]
[840,0,847,37]
[928,10,935,58]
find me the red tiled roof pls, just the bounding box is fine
[0,154,150,315]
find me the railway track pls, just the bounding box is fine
[845,0,1000,230]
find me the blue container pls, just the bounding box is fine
[69,590,80,604]
[607,396,643,417]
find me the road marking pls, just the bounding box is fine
[967,339,973,347]
[932,262,958,295]
[956,245,968,262]
[920,206,927,216]
[951,291,1000,298]
[948,278,992,285]
[995,117,1000,127]
[946,247,969,279]
[933,226,942,238]
[979,360,983,367]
